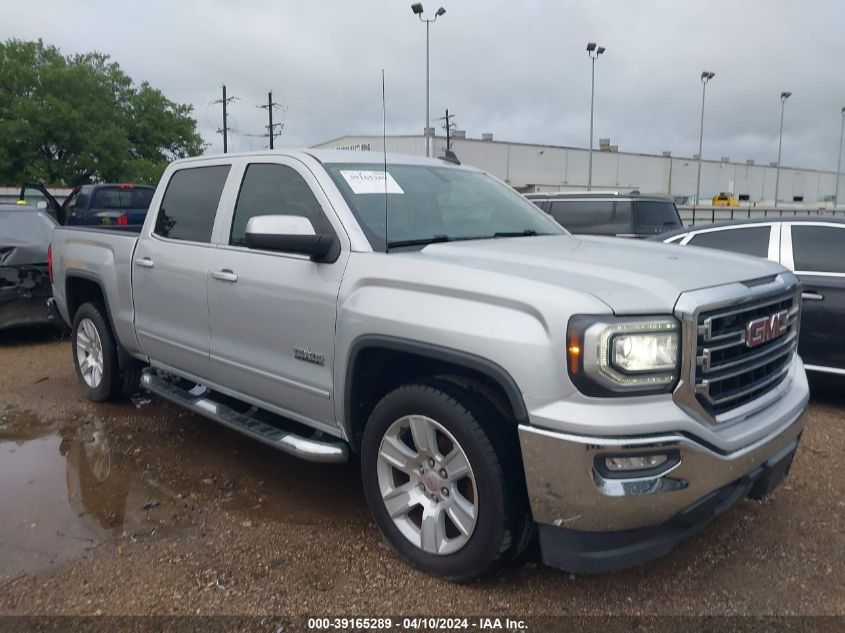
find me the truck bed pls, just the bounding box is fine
[50,225,141,356]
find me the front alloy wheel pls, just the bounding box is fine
[361,380,525,581]
[377,414,478,555]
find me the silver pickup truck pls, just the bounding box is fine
[50,150,809,580]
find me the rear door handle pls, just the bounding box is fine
[211,269,238,283]
[801,291,824,302]
[135,257,154,269]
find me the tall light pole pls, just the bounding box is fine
[835,106,845,208]
[774,91,792,208]
[695,71,715,208]
[411,3,446,158]
[586,42,605,191]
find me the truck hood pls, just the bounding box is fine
[409,235,786,313]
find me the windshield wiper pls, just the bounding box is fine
[386,235,452,249]
[492,230,546,238]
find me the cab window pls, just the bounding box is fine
[791,225,845,273]
[154,165,231,243]
[634,200,682,234]
[686,226,771,258]
[547,200,631,235]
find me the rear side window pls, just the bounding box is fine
[791,225,845,273]
[687,226,771,258]
[548,200,630,235]
[154,166,230,243]
[634,201,681,234]
[230,163,332,246]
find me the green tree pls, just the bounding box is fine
[0,39,205,186]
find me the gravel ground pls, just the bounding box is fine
[0,329,843,617]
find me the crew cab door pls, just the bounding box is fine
[207,159,349,429]
[782,222,845,373]
[132,163,233,382]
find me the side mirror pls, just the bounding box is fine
[245,215,336,260]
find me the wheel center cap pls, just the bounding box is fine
[422,470,441,493]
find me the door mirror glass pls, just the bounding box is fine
[245,215,335,260]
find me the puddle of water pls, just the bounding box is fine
[0,417,175,582]
[0,403,369,581]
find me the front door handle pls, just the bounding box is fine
[802,291,824,302]
[211,269,238,283]
[135,257,154,269]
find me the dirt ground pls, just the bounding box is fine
[0,328,843,617]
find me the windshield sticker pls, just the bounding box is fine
[340,170,404,195]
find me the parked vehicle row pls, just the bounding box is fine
[524,191,684,238]
[650,217,845,377]
[50,150,808,580]
[0,205,58,330]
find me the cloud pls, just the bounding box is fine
[2,0,843,170]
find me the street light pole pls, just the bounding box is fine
[695,71,715,208]
[774,91,791,208]
[586,42,605,191]
[836,106,845,208]
[411,4,446,158]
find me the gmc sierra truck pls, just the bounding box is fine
[49,150,809,580]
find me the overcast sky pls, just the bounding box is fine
[3,0,844,170]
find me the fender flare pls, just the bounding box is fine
[65,271,134,370]
[343,334,529,441]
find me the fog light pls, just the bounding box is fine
[605,454,668,472]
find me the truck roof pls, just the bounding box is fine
[169,149,475,169]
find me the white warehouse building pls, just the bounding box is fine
[313,133,842,207]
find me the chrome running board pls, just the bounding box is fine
[141,369,348,463]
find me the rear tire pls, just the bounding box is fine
[71,302,138,402]
[361,379,526,581]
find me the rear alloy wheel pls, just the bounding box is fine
[71,302,133,402]
[361,381,523,581]
[75,318,104,389]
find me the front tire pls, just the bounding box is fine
[361,380,524,581]
[71,302,137,402]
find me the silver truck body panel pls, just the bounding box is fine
[51,150,810,560]
[51,228,142,356]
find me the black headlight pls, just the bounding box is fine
[567,314,681,397]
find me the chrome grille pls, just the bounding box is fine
[694,291,800,416]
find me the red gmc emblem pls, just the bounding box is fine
[746,310,789,348]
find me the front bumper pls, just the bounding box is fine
[518,356,808,572]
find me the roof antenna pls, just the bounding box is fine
[382,69,389,253]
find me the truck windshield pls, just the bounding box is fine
[324,163,565,251]
[90,186,155,210]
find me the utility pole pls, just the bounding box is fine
[439,108,456,150]
[260,91,283,149]
[213,85,238,153]
[835,106,845,208]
